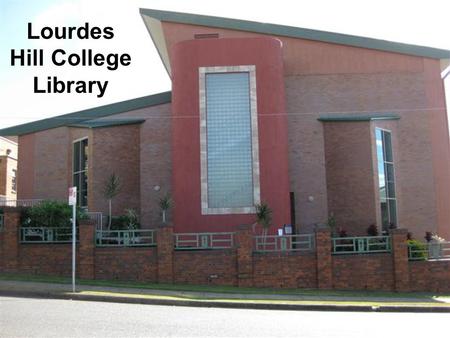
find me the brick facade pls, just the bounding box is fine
[1,208,448,292]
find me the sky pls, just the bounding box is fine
[0,0,449,130]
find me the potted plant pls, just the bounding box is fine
[158,194,172,224]
[255,203,272,250]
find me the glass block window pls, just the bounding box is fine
[206,72,253,208]
[73,138,88,208]
[376,128,397,230]
[199,65,260,214]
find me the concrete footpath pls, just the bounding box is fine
[1,280,450,313]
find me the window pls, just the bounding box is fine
[11,169,17,193]
[73,138,88,208]
[199,66,260,214]
[376,128,397,230]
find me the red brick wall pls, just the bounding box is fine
[18,244,73,276]
[253,253,316,288]
[17,134,35,199]
[324,122,378,235]
[332,254,395,291]
[2,210,450,292]
[409,260,450,293]
[90,125,140,216]
[95,247,158,282]
[173,250,237,286]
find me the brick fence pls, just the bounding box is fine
[0,208,449,292]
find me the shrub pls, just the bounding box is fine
[21,200,87,228]
[407,239,427,261]
[367,224,378,236]
[109,210,140,231]
[109,215,129,230]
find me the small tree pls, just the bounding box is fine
[124,209,139,230]
[158,194,173,224]
[103,173,121,229]
[255,203,272,248]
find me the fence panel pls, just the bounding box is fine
[86,212,104,230]
[20,227,75,243]
[408,241,450,261]
[96,229,156,247]
[254,234,315,252]
[332,236,391,255]
[174,232,234,250]
[0,199,43,207]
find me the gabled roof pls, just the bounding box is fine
[140,8,450,76]
[0,91,171,136]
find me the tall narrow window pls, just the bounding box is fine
[376,129,397,230]
[11,169,17,193]
[73,138,88,208]
[199,66,260,214]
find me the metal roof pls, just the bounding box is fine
[0,91,171,136]
[318,113,400,122]
[69,119,146,129]
[140,8,450,59]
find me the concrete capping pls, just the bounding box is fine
[199,65,260,215]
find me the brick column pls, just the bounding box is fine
[157,225,174,283]
[390,228,410,292]
[78,219,95,279]
[236,224,253,287]
[2,208,21,272]
[315,225,332,289]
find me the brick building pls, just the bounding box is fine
[1,9,449,239]
[0,136,18,202]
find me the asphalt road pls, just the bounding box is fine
[0,296,448,338]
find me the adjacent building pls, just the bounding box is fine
[1,9,449,239]
[0,136,18,202]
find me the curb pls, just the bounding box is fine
[1,289,449,313]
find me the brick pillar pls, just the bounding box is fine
[315,225,332,289]
[390,228,410,292]
[78,219,95,280]
[157,225,174,283]
[3,208,21,272]
[236,224,253,287]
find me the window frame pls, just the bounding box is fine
[72,137,88,208]
[11,168,17,193]
[199,65,261,215]
[375,127,397,230]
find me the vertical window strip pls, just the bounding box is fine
[376,128,397,230]
[73,138,88,208]
[199,65,260,215]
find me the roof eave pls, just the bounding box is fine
[139,8,450,62]
[0,91,171,136]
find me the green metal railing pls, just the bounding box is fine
[254,234,315,252]
[0,214,4,231]
[20,227,76,243]
[0,199,43,207]
[332,236,391,255]
[96,229,156,247]
[174,232,234,250]
[408,241,450,261]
